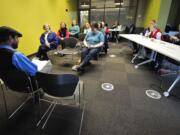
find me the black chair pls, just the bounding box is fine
[36,72,85,132]
[64,37,78,48]
[78,33,86,42]
[58,37,80,55]
[129,24,135,34]
[131,27,145,53]
[77,33,86,49]
[0,70,39,119]
[134,27,144,34]
[54,37,80,65]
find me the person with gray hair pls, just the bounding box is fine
[36,24,58,60]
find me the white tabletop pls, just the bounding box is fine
[119,34,180,62]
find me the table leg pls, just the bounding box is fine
[134,51,157,69]
[163,75,180,97]
[135,59,153,69]
[131,54,138,63]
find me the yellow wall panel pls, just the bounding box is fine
[143,0,161,28]
[0,0,77,55]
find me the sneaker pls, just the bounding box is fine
[72,65,80,71]
[72,65,85,72]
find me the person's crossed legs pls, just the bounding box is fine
[72,47,101,71]
[36,45,50,60]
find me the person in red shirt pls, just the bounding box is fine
[147,20,162,40]
[57,22,69,49]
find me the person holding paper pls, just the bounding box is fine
[72,22,104,72]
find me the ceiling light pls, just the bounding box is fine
[81,2,90,8]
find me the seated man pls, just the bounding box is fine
[0,26,37,77]
[72,22,104,72]
[36,24,58,60]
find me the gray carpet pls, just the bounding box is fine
[0,41,180,135]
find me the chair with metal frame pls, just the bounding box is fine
[36,72,85,134]
[0,70,39,119]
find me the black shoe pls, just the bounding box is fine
[86,62,92,66]
[78,67,85,72]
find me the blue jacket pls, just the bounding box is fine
[40,32,59,49]
[0,45,37,76]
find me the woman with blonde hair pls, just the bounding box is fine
[69,20,80,38]
[83,22,91,34]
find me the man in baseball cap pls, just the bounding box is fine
[0,26,37,76]
[0,26,22,37]
[0,26,22,49]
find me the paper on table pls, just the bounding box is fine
[32,59,49,71]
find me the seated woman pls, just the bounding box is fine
[69,20,80,38]
[36,24,58,60]
[98,22,105,34]
[83,22,91,34]
[56,22,69,49]
[72,22,104,72]
[98,22,109,54]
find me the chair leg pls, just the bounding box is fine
[135,59,153,69]
[131,54,138,63]
[78,83,81,108]
[79,101,85,135]
[8,96,32,119]
[0,83,8,119]
[36,101,54,127]
[1,81,40,120]
[42,102,57,129]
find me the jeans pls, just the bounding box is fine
[80,47,101,68]
[161,59,180,71]
[58,39,65,49]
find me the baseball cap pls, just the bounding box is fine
[0,26,22,37]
